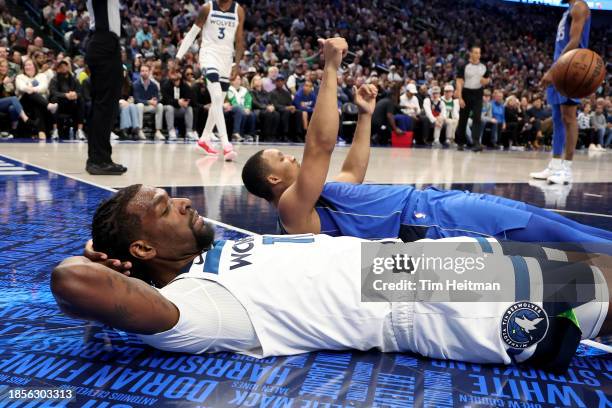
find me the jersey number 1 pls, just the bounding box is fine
[218,27,225,39]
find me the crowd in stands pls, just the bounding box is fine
[0,0,609,149]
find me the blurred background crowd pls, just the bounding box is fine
[0,0,609,151]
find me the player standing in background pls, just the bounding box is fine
[530,0,590,185]
[176,0,245,161]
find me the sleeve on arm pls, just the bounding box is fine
[456,64,466,79]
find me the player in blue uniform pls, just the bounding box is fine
[241,36,611,254]
[530,0,590,185]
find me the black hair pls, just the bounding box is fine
[91,184,144,266]
[242,150,274,201]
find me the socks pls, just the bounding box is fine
[550,158,562,169]
[200,81,231,148]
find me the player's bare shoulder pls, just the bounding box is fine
[236,2,246,21]
[195,2,211,27]
[573,0,590,16]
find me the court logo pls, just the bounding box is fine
[501,302,548,349]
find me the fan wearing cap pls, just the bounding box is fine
[48,59,86,141]
[399,83,421,131]
[440,84,460,145]
[422,86,447,146]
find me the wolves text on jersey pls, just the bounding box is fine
[230,236,255,270]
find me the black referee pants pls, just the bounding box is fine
[85,31,122,165]
[456,88,483,147]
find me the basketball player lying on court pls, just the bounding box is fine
[51,183,611,372]
[241,40,612,252]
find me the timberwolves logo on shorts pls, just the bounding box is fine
[501,302,548,349]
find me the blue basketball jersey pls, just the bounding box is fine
[554,2,590,62]
[279,183,534,242]
[312,182,420,240]
[548,1,591,105]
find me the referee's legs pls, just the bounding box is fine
[469,91,484,151]
[85,33,125,175]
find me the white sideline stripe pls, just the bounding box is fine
[581,339,612,354]
[0,166,27,171]
[551,209,612,219]
[0,153,258,236]
[0,171,39,176]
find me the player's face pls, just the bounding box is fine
[262,149,300,186]
[131,187,215,260]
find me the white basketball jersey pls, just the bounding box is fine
[201,0,238,58]
[173,234,393,357]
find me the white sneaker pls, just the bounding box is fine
[168,129,177,141]
[138,130,147,140]
[223,143,237,161]
[154,130,165,141]
[588,144,598,151]
[210,133,220,142]
[51,129,59,140]
[231,133,243,142]
[110,131,120,140]
[186,131,197,141]
[547,165,572,185]
[530,161,560,180]
[76,129,86,141]
[596,144,605,151]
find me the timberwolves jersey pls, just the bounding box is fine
[169,234,393,357]
[202,0,238,57]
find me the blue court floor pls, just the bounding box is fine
[0,154,610,407]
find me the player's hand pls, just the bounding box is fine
[459,98,465,109]
[84,240,132,275]
[354,84,377,115]
[318,37,348,70]
[540,69,553,89]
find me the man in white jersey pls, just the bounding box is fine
[176,0,245,161]
[51,180,611,370]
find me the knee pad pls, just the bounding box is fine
[205,72,220,83]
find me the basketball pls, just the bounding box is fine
[551,48,606,99]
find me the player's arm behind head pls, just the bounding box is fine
[50,256,178,334]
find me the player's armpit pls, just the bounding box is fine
[51,257,178,335]
[278,144,332,233]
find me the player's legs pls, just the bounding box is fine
[560,104,578,161]
[522,203,612,241]
[503,213,612,255]
[552,104,566,158]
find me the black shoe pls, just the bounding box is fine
[457,145,464,151]
[86,162,125,175]
[472,145,483,152]
[117,129,130,140]
[110,162,128,173]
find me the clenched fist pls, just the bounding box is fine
[317,37,348,70]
